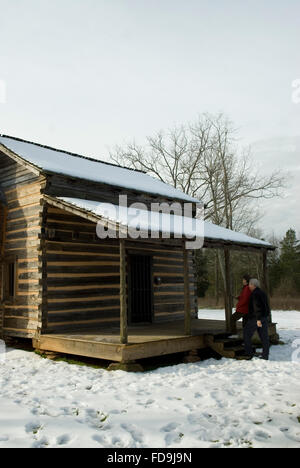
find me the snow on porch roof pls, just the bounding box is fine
[47,196,274,250]
[0,135,198,203]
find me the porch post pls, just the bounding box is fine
[262,249,272,322]
[183,246,191,335]
[120,239,128,344]
[224,247,234,333]
[262,249,270,295]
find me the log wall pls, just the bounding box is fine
[0,151,44,338]
[43,205,197,333]
[45,174,197,217]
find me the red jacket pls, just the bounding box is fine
[236,285,251,315]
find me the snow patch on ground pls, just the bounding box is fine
[0,310,299,448]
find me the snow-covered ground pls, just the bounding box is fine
[0,310,299,448]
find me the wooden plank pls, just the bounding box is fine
[35,333,205,362]
[35,335,125,362]
[122,335,205,361]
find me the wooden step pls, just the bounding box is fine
[204,333,256,359]
[214,338,244,348]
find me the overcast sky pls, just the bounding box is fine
[0,0,299,238]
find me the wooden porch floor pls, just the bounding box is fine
[43,318,238,344]
[33,318,249,363]
[33,319,277,364]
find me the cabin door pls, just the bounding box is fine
[128,254,153,324]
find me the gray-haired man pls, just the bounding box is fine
[244,279,271,360]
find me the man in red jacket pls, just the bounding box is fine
[231,274,251,333]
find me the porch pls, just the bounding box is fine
[33,317,278,364]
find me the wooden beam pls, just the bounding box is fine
[120,239,128,344]
[224,247,234,333]
[183,246,191,336]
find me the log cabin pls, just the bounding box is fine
[0,135,277,368]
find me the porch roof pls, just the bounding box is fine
[44,195,275,250]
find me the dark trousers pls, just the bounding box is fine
[232,311,247,328]
[243,317,269,360]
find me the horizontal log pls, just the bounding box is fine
[18,272,40,280]
[18,283,40,292]
[47,272,119,278]
[47,287,119,299]
[6,219,40,232]
[47,283,120,291]
[47,298,120,312]
[5,240,40,252]
[0,173,39,189]
[4,180,42,198]
[47,260,119,267]
[18,262,40,270]
[47,265,120,274]
[3,308,39,319]
[154,303,187,313]
[47,308,121,323]
[45,318,120,333]
[3,317,39,330]
[154,285,194,293]
[46,221,96,234]
[46,253,119,262]
[2,329,37,338]
[8,195,41,210]
[7,205,42,221]
[47,304,120,315]
[46,241,119,253]
[46,275,120,287]
[48,294,118,304]
[6,189,41,204]
[12,295,41,306]
[6,229,40,241]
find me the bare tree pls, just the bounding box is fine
[111,113,286,233]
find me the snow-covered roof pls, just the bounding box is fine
[48,196,273,249]
[0,135,198,203]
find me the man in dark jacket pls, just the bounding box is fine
[244,278,271,360]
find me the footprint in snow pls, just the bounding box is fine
[254,430,271,440]
[56,434,71,446]
[161,422,178,432]
[121,423,144,443]
[187,414,202,425]
[165,432,183,446]
[112,436,126,447]
[92,434,110,446]
[145,399,155,405]
[280,427,289,432]
[25,421,43,434]
[31,436,49,448]
[283,431,300,443]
